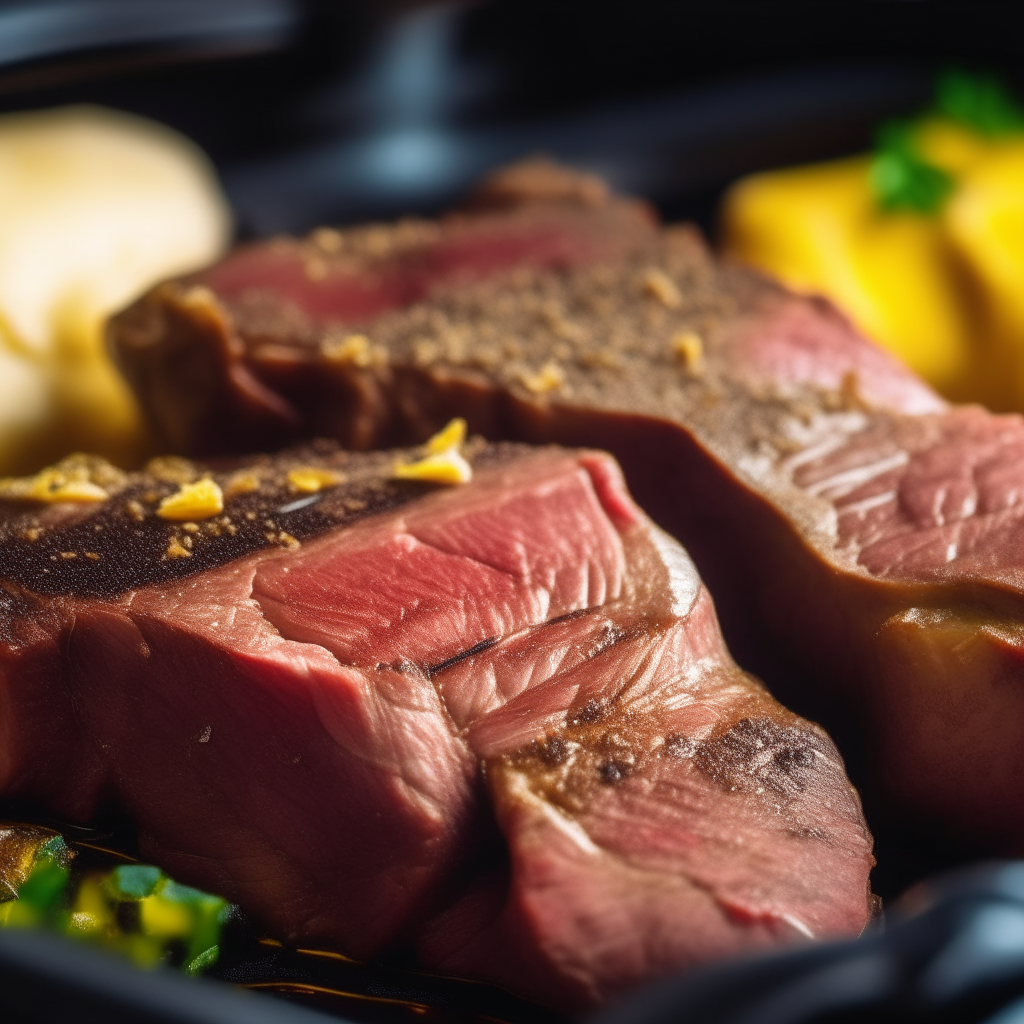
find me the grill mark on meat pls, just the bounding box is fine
[662,720,837,812]
[506,697,843,842]
[547,608,591,625]
[694,718,833,799]
[598,759,633,784]
[425,636,499,678]
[663,733,699,759]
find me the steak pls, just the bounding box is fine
[109,159,1024,854]
[0,441,872,1009]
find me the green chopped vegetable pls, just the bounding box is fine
[106,863,163,900]
[0,824,231,976]
[936,69,1024,136]
[869,122,954,213]
[15,858,69,912]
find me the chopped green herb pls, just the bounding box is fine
[869,122,955,213]
[185,944,220,976]
[937,70,1024,136]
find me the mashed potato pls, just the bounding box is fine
[0,106,231,475]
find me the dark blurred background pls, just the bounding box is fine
[1,0,1020,238]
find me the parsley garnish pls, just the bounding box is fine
[936,70,1024,136]
[869,122,954,214]
[869,72,1023,214]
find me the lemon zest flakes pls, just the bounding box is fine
[643,267,682,308]
[157,478,224,521]
[0,468,107,503]
[394,450,472,485]
[322,333,372,367]
[671,331,704,374]
[394,417,473,485]
[287,467,345,494]
[224,471,260,498]
[519,361,565,395]
[425,418,467,454]
[165,537,192,559]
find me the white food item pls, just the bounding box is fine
[0,105,231,474]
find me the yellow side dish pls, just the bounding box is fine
[721,74,1024,409]
[944,141,1024,409]
[0,105,231,475]
[721,156,976,396]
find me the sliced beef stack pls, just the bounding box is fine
[0,441,872,1009]
[110,159,1024,853]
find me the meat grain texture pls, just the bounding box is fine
[110,158,1024,854]
[0,442,872,1009]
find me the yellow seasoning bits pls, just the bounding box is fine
[165,537,192,559]
[157,478,224,521]
[286,467,345,494]
[425,417,467,454]
[393,418,473,485]
[519,361,565,395]
[322,333,372,367]
[642,268,682,308]
[394,451,472,485]
[224,471,260,497]
[0,468,108,503]
[0,453,122,503]
[671,331,704,374]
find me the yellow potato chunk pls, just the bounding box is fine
[720,115,1024,410]
[721,157,975,399]
[944,141,1024,409]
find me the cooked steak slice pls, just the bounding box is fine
[109,160,1024,854]
[0,441,872,1009]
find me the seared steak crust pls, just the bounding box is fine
[0,440,872,1009]
[108,160,1024,852]
[0,442,492,600]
